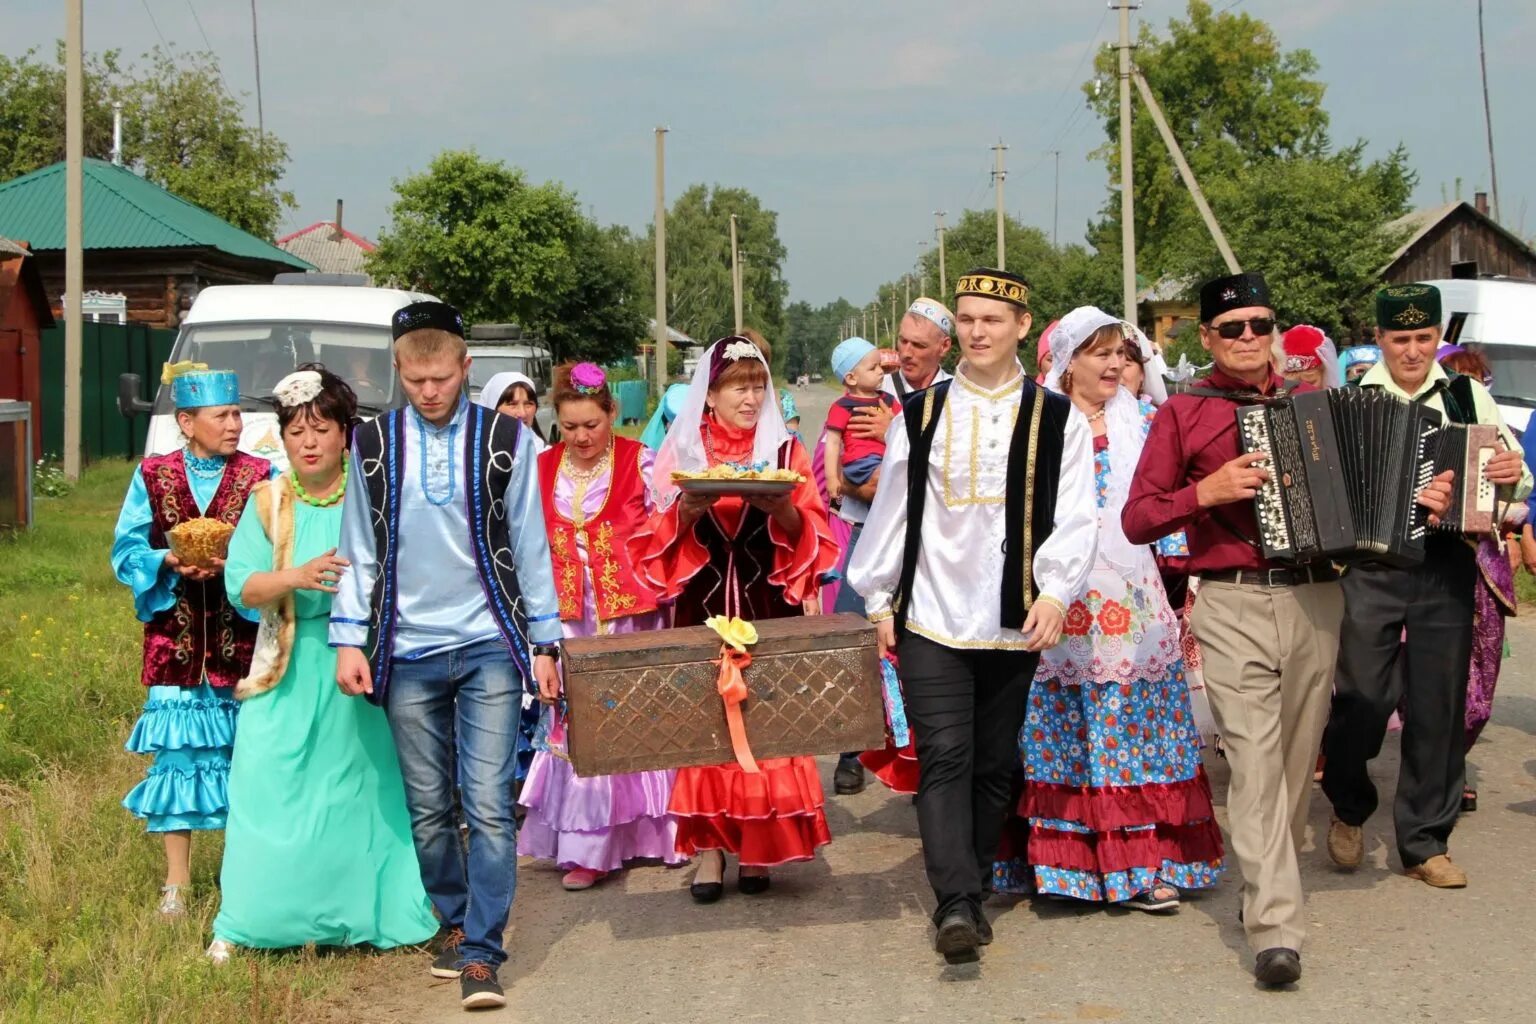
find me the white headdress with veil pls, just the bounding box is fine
[651,336,789,510]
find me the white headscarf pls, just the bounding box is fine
[475,371,536,411]
[651,337,789,510]
[1125,322,1170,405]
[1046,306,1156,583]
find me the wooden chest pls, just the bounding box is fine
[562,613,884,777]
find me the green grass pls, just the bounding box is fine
[0,461,391,1024]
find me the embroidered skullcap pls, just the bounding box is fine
[1281,325,1326,372]
[1376,284,1442,331]
[906,297,955,337]
[954,267,1030,309]
[163,361,240,409]
[392,300,465,341]
[1200,272,1271,323]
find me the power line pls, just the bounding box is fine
[184,0,214,51]
[140,0,170,49]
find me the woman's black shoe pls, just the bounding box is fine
[737,873,771,896]
[690,881,724,903]
[1461,788,1478,813]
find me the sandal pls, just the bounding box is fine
[1122,883,1180,913]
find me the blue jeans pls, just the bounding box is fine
[386,640,522,969]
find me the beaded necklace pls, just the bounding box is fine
[292,456,349,508]
[184,448,227,480]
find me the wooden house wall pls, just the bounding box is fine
[1385,209,1536,285]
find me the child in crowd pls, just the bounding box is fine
[823,337,899,506]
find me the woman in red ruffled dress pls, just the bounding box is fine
[639,335,839,903]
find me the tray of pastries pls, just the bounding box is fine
[671,465,803,497]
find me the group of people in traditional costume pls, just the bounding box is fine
[111,262,1526,1010]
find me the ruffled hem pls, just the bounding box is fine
[673,811,831,866]
[860,739,919,796]
[519,753,676,833]
[1022,768,1217,833]
[1026,819,1225,876]
[668,757,825,820]
[125,696,238,754]
[123,758,230,827]
[994,857,1223,901]
[518,812,686,871]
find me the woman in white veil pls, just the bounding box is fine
[992,307,1225,913]
[635,335,840,903]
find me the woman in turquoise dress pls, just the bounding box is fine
[207,366,436,962]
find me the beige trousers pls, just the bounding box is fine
[1190,579,1343,954]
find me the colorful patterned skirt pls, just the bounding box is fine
[993,570,1224,901]
[123,681,237,832]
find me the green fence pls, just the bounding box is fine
[40,322,177,462]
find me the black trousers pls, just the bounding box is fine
[898,633,1039,924]
[1321,539,1476,868]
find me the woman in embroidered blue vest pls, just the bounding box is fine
[330,301,562,1012]
[206,366,437,964]
[112,363,271,917]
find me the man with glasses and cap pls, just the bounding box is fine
[1122,272,1454,987]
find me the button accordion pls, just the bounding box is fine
[1235,389,1500,567]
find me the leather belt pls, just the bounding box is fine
[1197,564,1340,588]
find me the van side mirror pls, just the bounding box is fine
[118,373,154,418]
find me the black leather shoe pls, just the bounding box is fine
[976,913,993,945]
[834,756,866,795]
[737,872,771,896]
[689,881,724,903]
[935,910,981,964]
[1254,947,1301,987]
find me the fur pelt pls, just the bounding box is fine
[234,478,298,700]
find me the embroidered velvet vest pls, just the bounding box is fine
[139,450,270,688]
[893,378,1068,637]
[538,436,660,625]
[352,405,532,705]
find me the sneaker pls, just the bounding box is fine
[157,884,188,919]
[562,867,608,891]
[1326,817,1363,869]
[430,926,467,979]
[205,938,235,965]
[459,962,506,1010]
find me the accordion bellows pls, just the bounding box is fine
[561,613,884,778]
[1238,389,1499,567]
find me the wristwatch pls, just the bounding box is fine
[532,643,561,662]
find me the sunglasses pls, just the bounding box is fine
[1211,317,1276,339]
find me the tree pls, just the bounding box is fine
[638,185,789,364]
[782,298,858,380]
[0,45,294,237]
[1084,0,1417,332]
[367,150,646,364]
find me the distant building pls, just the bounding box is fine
[277,201,376,280]
[0,158,311,328]
[0,237,56,459]
[1380,193,1536,285]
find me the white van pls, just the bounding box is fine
[119,284,435,469]
[1430,277,1536,434]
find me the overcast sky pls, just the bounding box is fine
[8,1,1534,306]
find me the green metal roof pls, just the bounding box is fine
[0,158,311,269]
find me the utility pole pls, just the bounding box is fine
[918,240,930,295]
[861,308,868,339]
[889,292,897,348]
[729,213,743,333]
[1133,71,1240,273]
[1116,0,1138,321]
[250,1,265,150]
[652,127,669,398]
[903,273,911,310]
[934,211,948,293]
[1049,149,1061,247]
[992,141,1008,269]
[1478,0,1501,222]
[64,0,84,481]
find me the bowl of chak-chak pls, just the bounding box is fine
[672,465,804,498]
[167,518,236,570]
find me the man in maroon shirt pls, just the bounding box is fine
[1122,271,1449,988]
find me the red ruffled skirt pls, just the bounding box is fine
[859,738,919,795]
[669,756,831,866]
